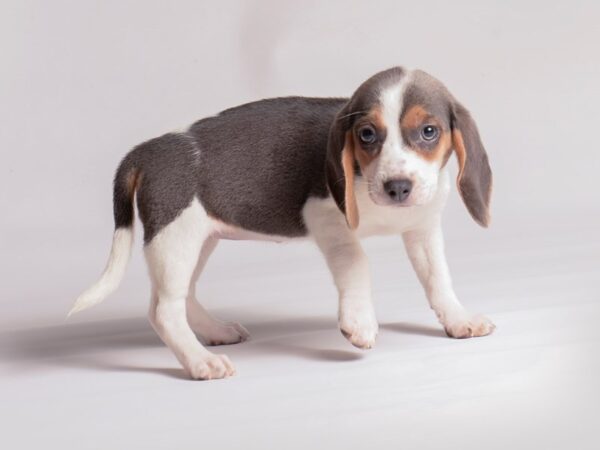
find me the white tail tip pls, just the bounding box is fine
[67,293,103,317]
[67,227,134,318]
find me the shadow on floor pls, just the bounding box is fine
[380,322,446,338]
[1,314,445,379]
[1,317,162,361]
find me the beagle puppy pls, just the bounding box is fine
[69,67,494,380]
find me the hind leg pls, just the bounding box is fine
[146,199,235,380]
[186,237,250,345]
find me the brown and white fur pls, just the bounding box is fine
[69,67,494,380]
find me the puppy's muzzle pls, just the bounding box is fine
[383,178,413,203]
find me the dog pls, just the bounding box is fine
[69,67,494,380]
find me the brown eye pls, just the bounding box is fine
[358,125,377,144]
[421,125,438,141]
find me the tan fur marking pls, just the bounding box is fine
[341,132,359,229]
[440,136,455,167]
[126,168,142,200]
[354,108,384,171]
[419,130,452,163]
[452,129,467,185]
[369,108,386,132]
[401,105,428,129]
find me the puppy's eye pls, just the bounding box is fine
[358,126,377,144]
[421,125,438,141]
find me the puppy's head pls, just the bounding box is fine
[326,67,492,229]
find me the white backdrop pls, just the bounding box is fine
[2,1,600,327]
[2,2,600,449]
[2,0,599,327]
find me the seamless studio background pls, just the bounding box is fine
[1,1,599,449]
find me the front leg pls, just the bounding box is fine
[402,223,495,338]
[304,201,378,349]
[329,239,379,349]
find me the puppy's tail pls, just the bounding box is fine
[68,152,141,317]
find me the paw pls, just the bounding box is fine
[202,322,250,346]
[444,314,495,339]
[185,353,236,380]
[339,308,379,350]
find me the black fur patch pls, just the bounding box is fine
[114,97,347,242]
[190,97,347,237]
[114,133,200,242]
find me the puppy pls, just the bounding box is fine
[69,67,494,380]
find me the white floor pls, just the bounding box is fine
[2,215,599,450]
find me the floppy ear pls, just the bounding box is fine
[451,102,493,227]
[326,107,359,229]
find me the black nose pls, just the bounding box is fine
[383,179,413,202]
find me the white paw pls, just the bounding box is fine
[185,353,236,380]
[201,322,250,346]
[339,308,379,350]
[444,314,495,339]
